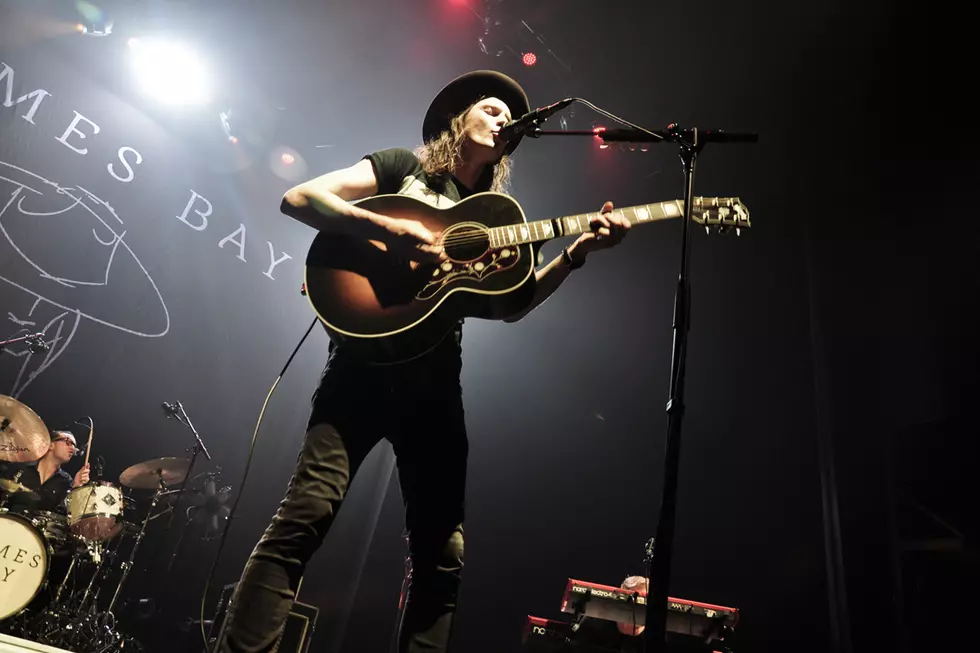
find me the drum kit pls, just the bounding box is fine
[0,394,232,652]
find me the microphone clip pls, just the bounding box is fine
[499,98,576,142]
[25,333,50,354]
[162,401,180,419]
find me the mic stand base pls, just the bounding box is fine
[643,126,704,653]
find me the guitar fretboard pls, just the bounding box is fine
[487,200,687,249]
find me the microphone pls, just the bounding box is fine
[68,418,89,458]
[25,333,49,354]
[498,98,575,142]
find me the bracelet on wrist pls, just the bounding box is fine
[561,246,585,270]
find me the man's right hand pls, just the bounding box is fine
[379,217,446,262]
[73,463,90,488]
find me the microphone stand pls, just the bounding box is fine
[0,332,49,356]
[530,122,757,653]
[162,401,212,575]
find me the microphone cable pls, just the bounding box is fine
[510,97,665,142]
[198,316,320,651]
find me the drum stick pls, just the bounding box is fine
[80,417,93,467]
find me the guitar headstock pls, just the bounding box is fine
[691,197,750,235]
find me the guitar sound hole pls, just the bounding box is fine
[443,225,489,262]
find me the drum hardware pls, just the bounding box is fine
[158,400,212,576]
[103,468,171,632]
[187,473,233,541]
[6,511,146,653]
[1,400,228,653]
[77,540,109,610]
[51,554,77,606]
[0,394,50,463]
[1,411,166,653]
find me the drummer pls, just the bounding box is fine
[0,430,89,513]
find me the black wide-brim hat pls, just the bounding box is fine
[422,70,530,155]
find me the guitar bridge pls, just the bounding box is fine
[416,247,520,300]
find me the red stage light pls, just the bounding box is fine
[593,126,608,149]
[522,52,537,66]
[281,152,295,165]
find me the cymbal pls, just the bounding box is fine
[0,478,34,494]
[119,457,191,490]
[0,395,50,462]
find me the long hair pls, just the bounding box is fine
[415,101,512,193]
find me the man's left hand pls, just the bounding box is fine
[572,201,630,256]
[73,463,90,488]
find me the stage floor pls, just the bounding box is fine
[0,634,74,653]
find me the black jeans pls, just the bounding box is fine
[220,349,467,653]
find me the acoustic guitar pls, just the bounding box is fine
[304,192,749,364]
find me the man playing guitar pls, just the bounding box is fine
[219,70,631,653]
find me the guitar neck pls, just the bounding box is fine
[488,200,686,249]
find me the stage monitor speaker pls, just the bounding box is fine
[209,583,318,653]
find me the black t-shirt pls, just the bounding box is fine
[0,461,72,514]
[325,147,476,368]
[365,147,478,204]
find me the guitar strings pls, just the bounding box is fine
[439,224,587,246]
[437,228,586,248]
[437,214,643,247]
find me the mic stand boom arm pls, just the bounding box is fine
[525,126,759,144]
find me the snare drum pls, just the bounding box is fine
[0,511,49,621]
[68,481,123,541]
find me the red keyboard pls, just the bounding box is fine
[560,579,738,641]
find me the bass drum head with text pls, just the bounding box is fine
[0,512,49,621]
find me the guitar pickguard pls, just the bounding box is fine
[416,246,522,300]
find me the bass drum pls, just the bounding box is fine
[0,511,49,621]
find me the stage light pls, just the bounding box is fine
[219,109,237,141]
[127,37,210,106]
[522,52,537,66]
[269,146,307,182]
[75,1,113,37]
[593,126,609,149]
